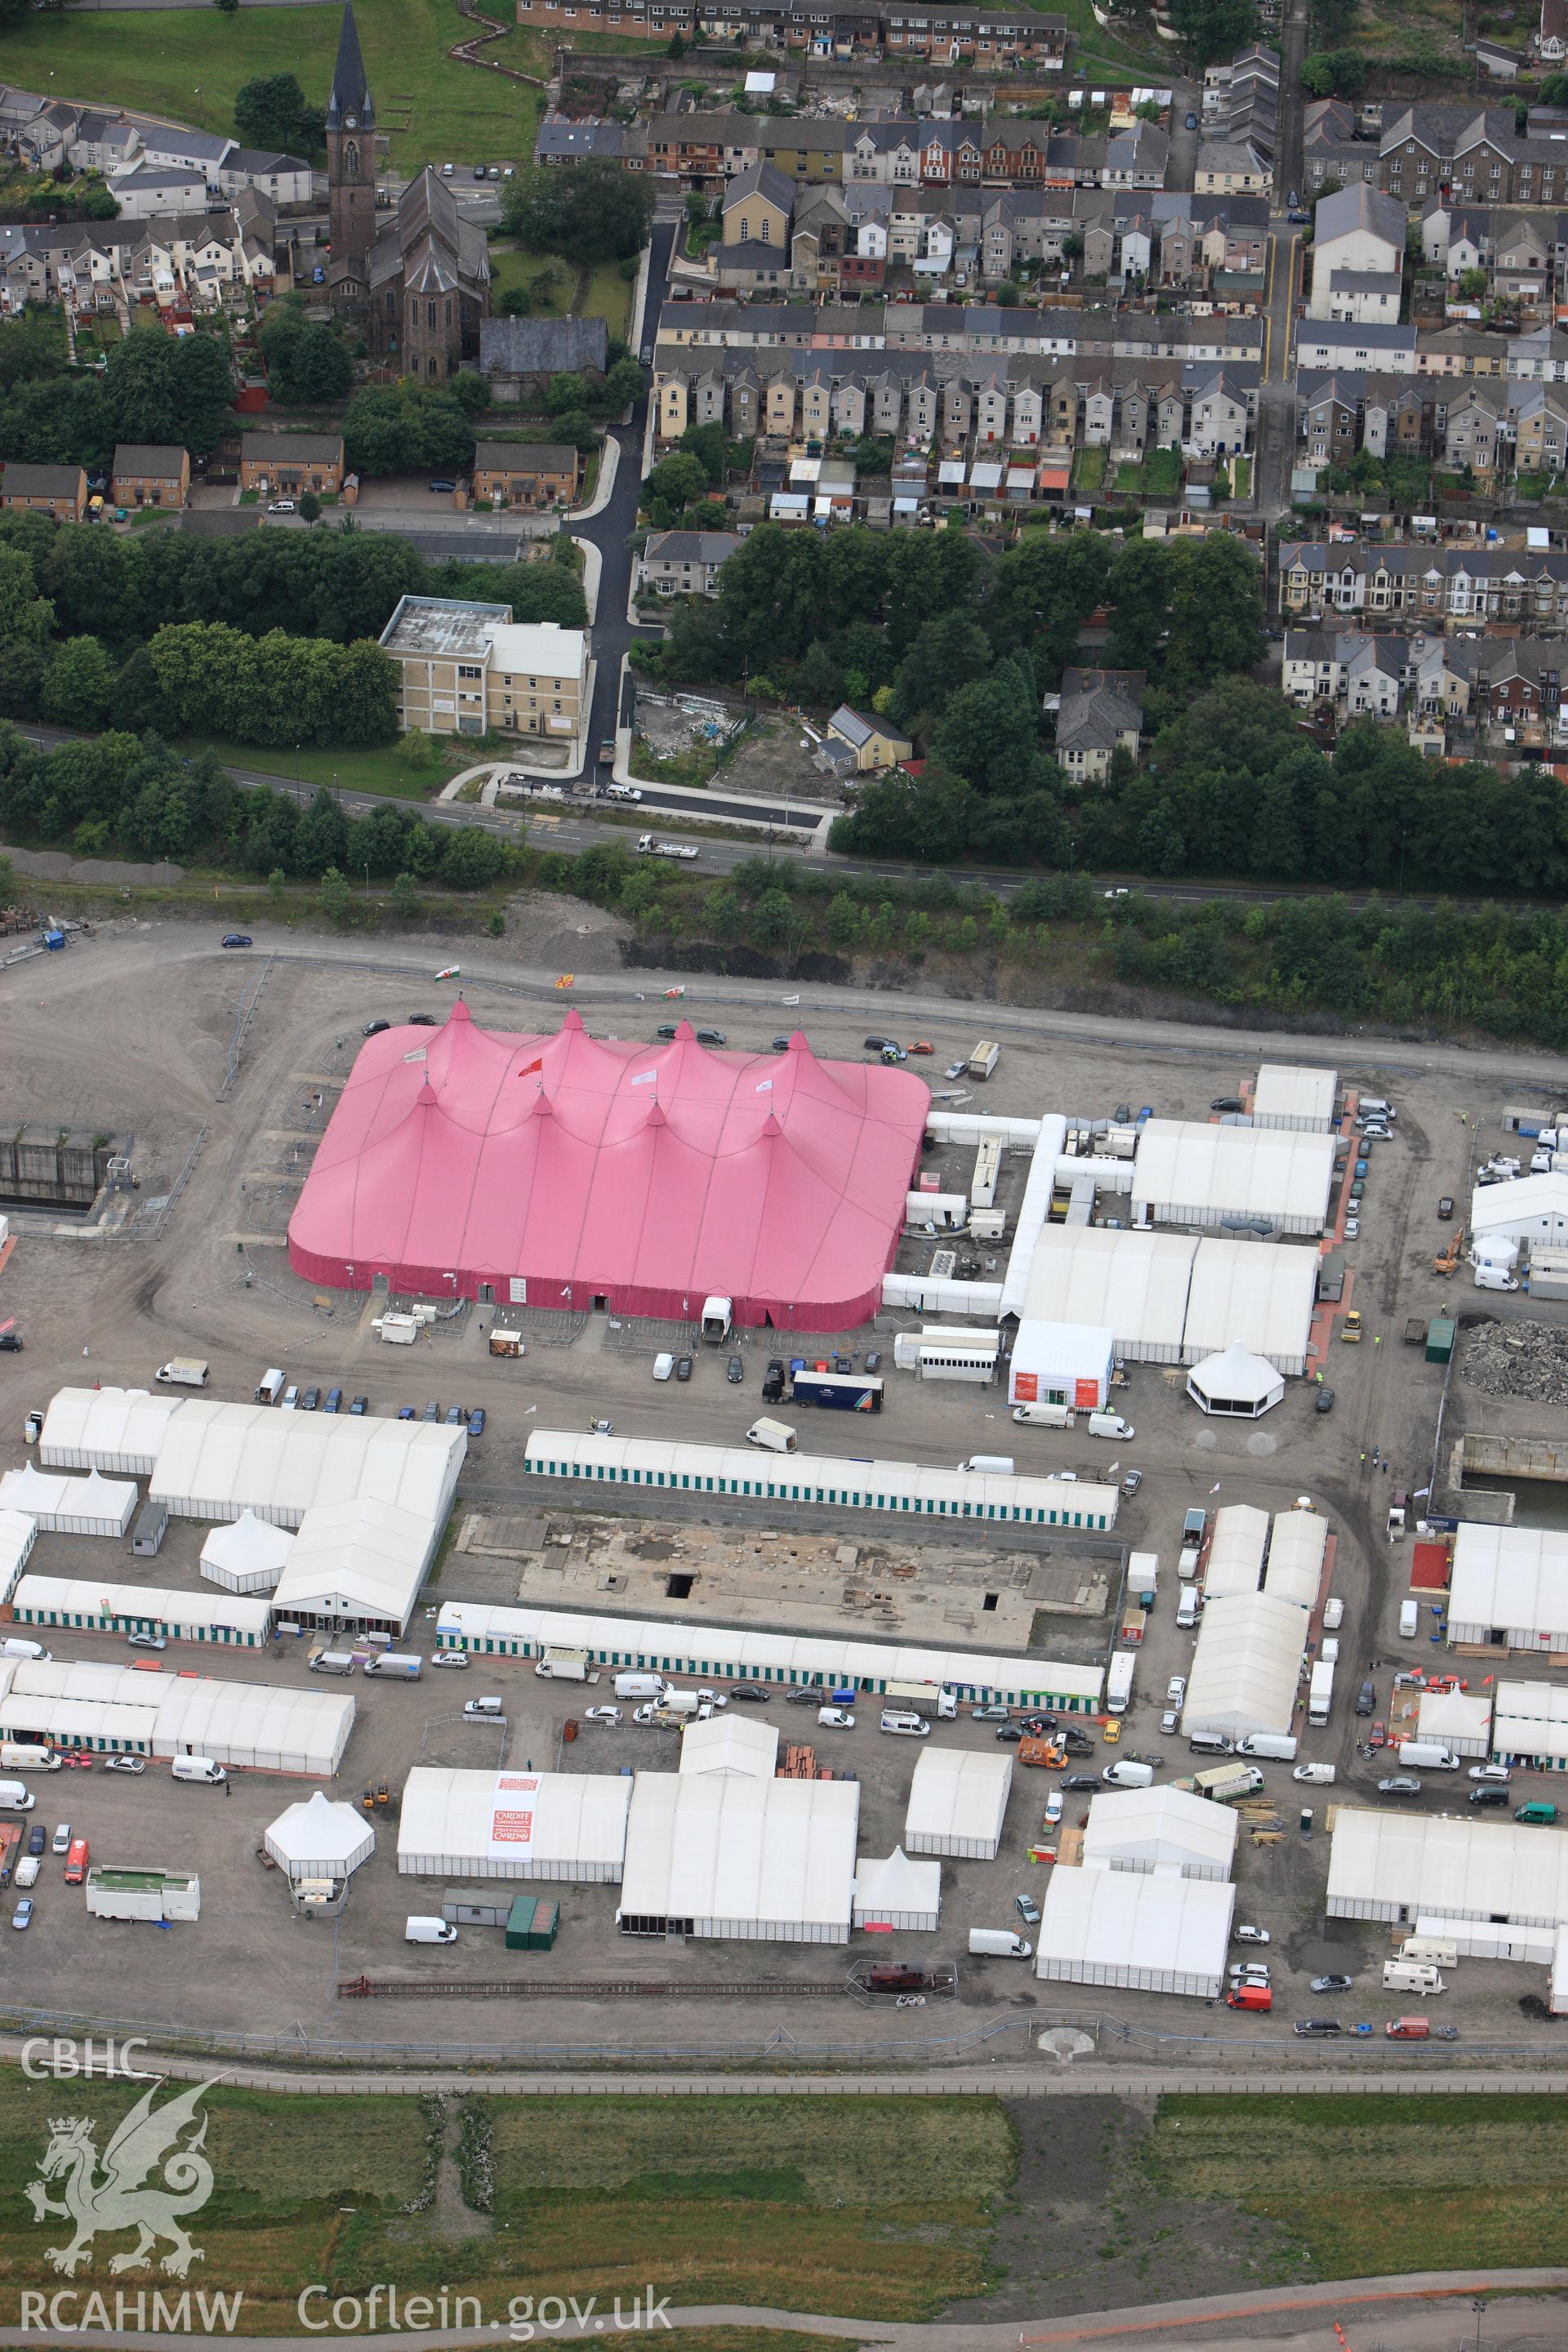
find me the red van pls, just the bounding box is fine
[64,1837,89,1884]
[1226,1982,1272,2011]
[1386,2016,1428,2039]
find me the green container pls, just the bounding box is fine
[505,1894,559,1950]
[1425,1316,1456,1364]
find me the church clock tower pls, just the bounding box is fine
[326,0,375,307]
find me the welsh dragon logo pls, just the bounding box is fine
[24,2075,219,2277]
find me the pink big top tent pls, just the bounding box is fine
[287,1007,930,1330]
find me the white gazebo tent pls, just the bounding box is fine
[0,1464,136,1536]
[1185,1343,1285,1419]
[1416,1687,1493,1759]
[264,1790,376,1882]
[853,1846,941,1931]
[201,1511,295,1595]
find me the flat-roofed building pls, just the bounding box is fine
[377,595,587,741]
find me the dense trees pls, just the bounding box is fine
[342,383,486,477]
[257,301,353,407]
[234,73,323,158]
[0,510,586,659]
[0,322,234,468]
[145,621,397,747]
[501,160,654,262]
[1168,0,1257,65]
[0,724,519,893]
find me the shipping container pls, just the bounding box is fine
[505,1893,559,1950]
[790,1371,884,1412]
[488,1330,526,1357]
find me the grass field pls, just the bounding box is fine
[1050,0,1163,80]
[0,2080,1013,2333]
[483,2095,1014,2320]
[176,736,448,800]
[1144,2095,1568,2278]
[0,0,542,173]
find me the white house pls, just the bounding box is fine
[1308,183,1406,322]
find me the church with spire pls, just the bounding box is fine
[324,0,489,380]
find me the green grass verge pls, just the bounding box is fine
[1142,448,1181,496]
[483,2094,1012,2319]
[1073,445,1107,493]
[489,247,577,315]
[1,0,541,174]
[176,737,447,801]
[1232,456,1252,500]
[1049,0,1163,78]
[582,255,635,345]
[1145,2094,1568,2278]
[0,2079,1010,2332]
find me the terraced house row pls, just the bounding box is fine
[653,296,1263,362]
[515,0,1067,63]
[642,109,1167,189]
[1278,542,1568,626]
[653,345,1255,458]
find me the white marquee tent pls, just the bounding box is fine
[201,1511,295,1596]
[1080,1785,1239,1882]
[0,1463,136,1537]
[9,1573,272,1647]
[271,1497,433,1633]
[149,1402,465,1530]
[1185,1345,1285,1420]
[1469,1171,1568,1251]
[1016,1228,1196,1365]
[1131,1120,1334,1236]
[853,1846,941,1932]
[1328,1805,1568,1931]
[904,1747,1013,1860]
[264,1790,375,1882]
[1263,1510,1328,1610]
[40,1386,186,1476]
[1493,1678,1568,1768]
[679,1715,778,1777]
[1416,1687,1493,1758]
[396,1766,632,1882]
[1447,1523,1568,1653]
[617,1771,860,1943]
[1200,1503,1269,1598]
[0,1509,38,1606]
[1181,1239,1320,1376]
[0,1656,353,1773]
[1034,1860,1236,1996]
[1181,1591,1307,1740]
[1252,1063,1338,1133]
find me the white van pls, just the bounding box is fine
[1383,1958,1444,1994]
[746,1417,797,1453]
[969,1927,1031,1958]
[254,1369,287,1405]
[1188,1730,1233,1756]
[0,1637,50,1662]
[406,1916,459,1944]
[1102,1759,1155,1788]
[1292,1761,1337,1784]
[1087,1411,1134,1440]
[615,1673,666,1700]
[1012,1401,1071,1427]
[653,1352,675,1381]
[1322,1597,1344,1632]
[1398,1599,1419,1639]
[961,1454,1015,1475]
[0,1744,61,1772]
[1236,1732,1298,1762]
[1397,1740,1459,1771]
[880,1710,930,1737]
[171,1755,226,1784]
[1176,1585,1200,1629]
[0,1780,37,1811]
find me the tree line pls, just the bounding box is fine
[0,518,586,743]
[0,322,235,470]
[0,724,518,893]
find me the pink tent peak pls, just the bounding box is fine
[287,1013,930,1331]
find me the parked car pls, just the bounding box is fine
[397,1405,415,1419]
[1356,1678,1376,1715]
[363,1019,390,1037]
[1185,109,1196,127]
[1120,1468,1143,1496]
[0,1332,22,1351]
[11,1897,33,1930]
[431,1651,470,1669]
[944,1059,969,1079]
[350,1395,369,1415]
[972,1704,1011,1722]
[444,1404,465,1425]
[1062,1773,1100,1792]
[1315,1386,1335,1414]
[51,1823,70,1855]
[1160,1709,1179,1735]
[1044,1788,1063,1824]
[1369,1719,1388,1748]
[583,1707,621,1725]
[727,1354,745,1384]
[468,1407,486,1437]
[408,1013,439,1026]
[300,1386,321,1411]
[1234,1923,1270,1944]
[728,1686,769,1703]
[863,1036,894,1052]
[429,479,457,495]
[1344,1218,1361,1240]
[1165,1674,1187,1706]
[26,1826,45,1857]
[265,500,295,515]
[995,1724,1024,1742]
[1438,1196,1455,1219]
[220,933,253,949]
[1294,2019,1342,2037]
[127,1633,167,1651]
[1019,1715,1058,1736]
[1014,1891,1040,1925]
[1469,1762,1512,1782]
[1311,1974,1352,1993]
[1210,1096,1245,1112]
[421,1400,441,1422]
[675,1355,693,1382]
[103,1755,145,1774]
[323,1387,343,1414]
[1379,1775,1423,1795]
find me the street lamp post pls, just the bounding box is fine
[363,863,371,901]
[1471,2297,1487,2351]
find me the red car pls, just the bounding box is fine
[1369,1720,1388,1750]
